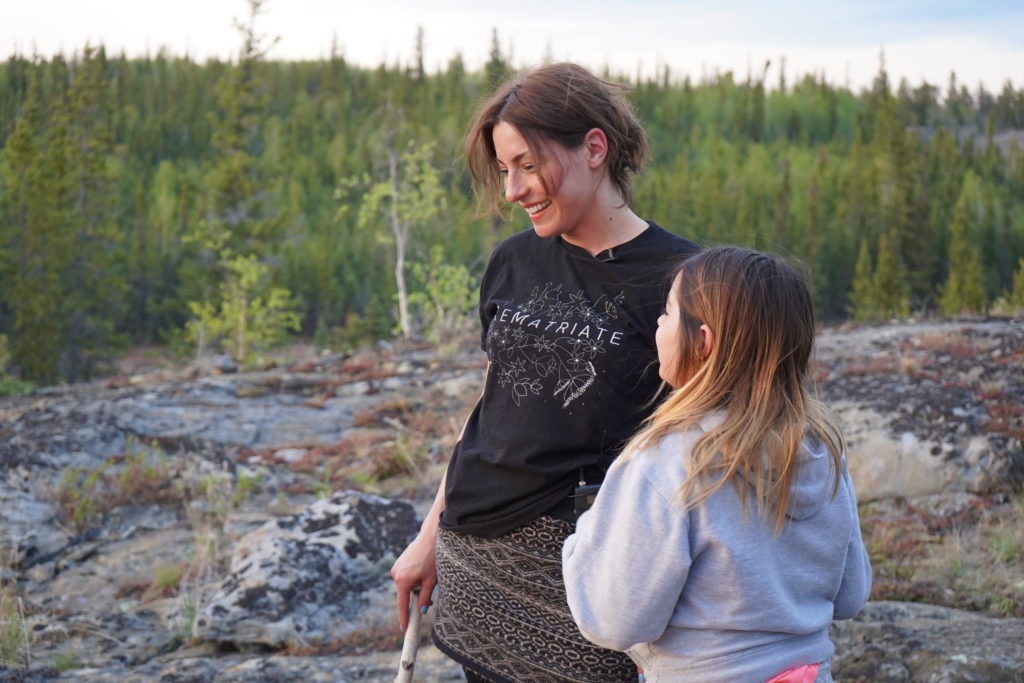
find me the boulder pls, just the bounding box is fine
[193,490,418,647]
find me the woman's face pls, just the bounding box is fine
[492,121,597,241]
[656,273,685,388]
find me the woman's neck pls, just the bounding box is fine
[561,183,649,257]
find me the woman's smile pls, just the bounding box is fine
[524,199,552,218]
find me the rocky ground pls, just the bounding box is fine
[1,318,1023,682]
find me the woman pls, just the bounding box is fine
[391,62,700,682]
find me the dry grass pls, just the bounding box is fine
[270,385,476,498]
[49,448,252,651]
[910,331,986,358]
[839,353,901,377]
[52,442,186,531]
[0,580,31,668]
[52,441,270,535]
[980,392,1024,440]
[862,493,1024,617]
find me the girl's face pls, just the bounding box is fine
[492,121,598,242]
[656,273,685,388]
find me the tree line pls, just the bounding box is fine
[1,22,1023,387]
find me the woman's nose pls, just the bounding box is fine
[504,171,526,203]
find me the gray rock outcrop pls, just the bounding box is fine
[831,601,1024,681]
[193,490,419,647]
[0,472,71,570]
[817,320,1024,500]
[1,323,1021,681]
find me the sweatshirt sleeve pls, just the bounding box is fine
[832,466,872,619]
[562,453,690,652]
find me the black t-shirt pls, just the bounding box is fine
[440,222,701,538]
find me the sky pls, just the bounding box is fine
[4,0,1023,92]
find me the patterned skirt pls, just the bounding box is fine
[432,515,636,683]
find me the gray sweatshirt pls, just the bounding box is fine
[562,415,872,682]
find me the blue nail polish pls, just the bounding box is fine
[637,675,645,683]
[420,605,429,614]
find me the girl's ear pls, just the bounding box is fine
[582,127,608,168]
[699,324,715,361]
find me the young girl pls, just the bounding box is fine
[563,246,872,683]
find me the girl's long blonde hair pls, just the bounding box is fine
[623,246,845,533]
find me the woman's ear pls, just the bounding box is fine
[699,324,715,361]
[582,128,608,168]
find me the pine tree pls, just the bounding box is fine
[181,0,295,359]
[194,0,281,259]
[771,158,791,250]
[874,232,909,318]
[411,26,425,82]
[992,257,1024,316]
[0,72,66,383]
[484,28,510,89]
[848,239,877,321]
[59,46,126,381]
[939,191,987,315]
[1008,258,1024,312]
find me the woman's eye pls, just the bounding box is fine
[523,164,536,173]
[497,168,508,177]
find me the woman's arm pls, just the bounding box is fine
[391,468,446,631]
[390,363,489,631]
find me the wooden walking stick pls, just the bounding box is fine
[395,589,423,683]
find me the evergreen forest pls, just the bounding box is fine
[2,17,1024,387]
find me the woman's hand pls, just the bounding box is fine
[391,530,438,631]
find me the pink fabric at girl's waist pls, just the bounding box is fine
[765,662,821,683]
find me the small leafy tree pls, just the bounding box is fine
[186,253,300,366]
[354,141,445,340]
[408,245,478,349]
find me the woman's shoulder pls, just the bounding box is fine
[490,227,546,257]
[641,221,702,256]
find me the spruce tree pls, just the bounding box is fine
[0,72,65,383]
[848,239,877,321]
[1008,258,1024,312]
[59,46,126,381]
[181,0,296,360]
[939,190,987,315]
[874,232,909,318]
[484,28,510,88]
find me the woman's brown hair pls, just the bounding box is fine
[622,246,845,533]
[465,62,649,215]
